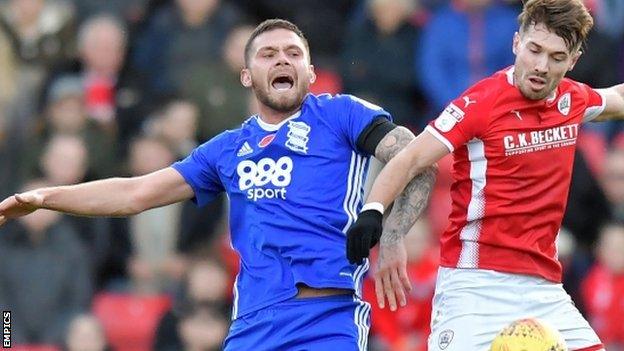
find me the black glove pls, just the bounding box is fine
[346,209,383,264]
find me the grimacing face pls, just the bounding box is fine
[241,28,316,114]
[512,23,581,100]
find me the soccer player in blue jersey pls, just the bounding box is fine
[0,19,437,350]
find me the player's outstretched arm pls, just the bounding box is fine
[372,127,438,311]
[0,167,194,226]
[595,84,624,121]
[346,128,448,310]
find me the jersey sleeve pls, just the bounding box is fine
[334,94,392,154]
[171,135,226,207]
[579,83,606,123]
[425,86,492,152]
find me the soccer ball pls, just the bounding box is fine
[490,318,567,351]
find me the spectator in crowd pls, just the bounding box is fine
[418,0,517,112]
[581,222,624,350]
[177,306,229,351]
[0,0,76,70]
[155,258,230,350]
[71,0,148,34]
[0,179,92,346]
[560,151,612,313]
[341,0,429,129]
[43,75,118,177]
[563,151,612,248]
[132,0,241,98]
[191,24,254,140]
[601,147,624,221]
[65,314,109,351]
[365,219,437,351]
[237,0,357,69]
[43,14,148,152]
[0,28,18,198]
[18,75,120,183]
[0,0,77,165]
[147,98,199,158]
[0,27,17,125]
[590,0,624,39]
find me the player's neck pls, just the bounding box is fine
[257,104,301,125]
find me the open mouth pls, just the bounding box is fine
[271,74,294,91]
[528,76,546,89]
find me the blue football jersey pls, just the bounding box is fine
[172,94,391,319]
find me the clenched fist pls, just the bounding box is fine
[346,209,383,264]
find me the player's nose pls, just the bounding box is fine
[275,51,291,66]
[533,54,548,73]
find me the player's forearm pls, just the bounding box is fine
[596,83,624,121]
[381,165,437,244]
[611,83,624,120]
[368,152,433,210]
[38,177,143,216]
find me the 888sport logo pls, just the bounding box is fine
[237,156,293,201]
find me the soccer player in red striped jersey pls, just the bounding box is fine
[347,0,623,350]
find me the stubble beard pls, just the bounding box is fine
[252,82,308,113]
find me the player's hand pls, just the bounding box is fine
[374,238,411,311]
[0,191,45,226]
[346,209,383,264]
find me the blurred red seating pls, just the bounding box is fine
[309,68,342,95]
[10,346,60,351]
[92,292,171,351]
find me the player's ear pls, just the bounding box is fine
[308,65,316,84]
[568,50,582,71]
[241,68,252,88]
[512,32,520,55]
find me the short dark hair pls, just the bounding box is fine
[518,0,593,52]
[244,19,310,67]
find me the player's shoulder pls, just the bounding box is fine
[448,69,510,115]
[305,93,383,112]
[466,68,512,99]
[558,77,594,96]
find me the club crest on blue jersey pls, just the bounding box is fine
[285,121,311,154]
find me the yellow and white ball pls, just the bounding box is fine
[490,318,567,351]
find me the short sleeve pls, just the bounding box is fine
[335,94,392,152]
[579,83,606,123]
[171,136,225,207]
[425,88,492,152]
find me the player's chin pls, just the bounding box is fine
[268,95,301,112]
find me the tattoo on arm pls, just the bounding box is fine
[374,127,438,244]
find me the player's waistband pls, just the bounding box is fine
[295,284,353,298]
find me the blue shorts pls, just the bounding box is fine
[223,294,371,351]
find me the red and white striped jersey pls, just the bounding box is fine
[426,67,605,282]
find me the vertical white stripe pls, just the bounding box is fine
[347,155,365,230]
[354,303,363,349]
[231,273,240,320]
[342,152,358,232]
[353,258,369,297]
[458,139,487,268]
[353,297,371,351]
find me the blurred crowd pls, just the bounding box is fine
[0,0,622,350]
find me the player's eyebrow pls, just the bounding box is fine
[257,46,278,54]
[528,41,569,56]
[258,44,303,54]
